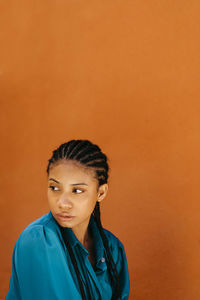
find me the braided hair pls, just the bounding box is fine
[46,140,121,299]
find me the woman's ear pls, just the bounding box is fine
[97,183,108,202]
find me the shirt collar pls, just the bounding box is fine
[50,211,80,249]
[49,211,105,264]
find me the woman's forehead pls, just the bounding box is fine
[48,160,96,180]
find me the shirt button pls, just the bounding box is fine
[101,257,105,263]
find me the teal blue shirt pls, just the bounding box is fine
[6,211,130,300]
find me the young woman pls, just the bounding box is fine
[6,140,130,300]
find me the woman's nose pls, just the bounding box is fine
[58,194,73,209]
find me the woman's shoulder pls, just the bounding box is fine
[15,211,58,248]
[102,227,125,250]
[101,228,127,266]
[24,210,53,229]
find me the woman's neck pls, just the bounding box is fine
[72,219,95,268]
[72,218,91,248]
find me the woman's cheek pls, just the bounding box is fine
[50,194,59,203]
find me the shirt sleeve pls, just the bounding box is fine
[116,243,130,300]
[6,242,22,300]
[103,229,130,300]
[6,226,82,300]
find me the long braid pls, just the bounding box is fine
[46,140,121,299]
[59,226,87,300]
[93,202,121,299]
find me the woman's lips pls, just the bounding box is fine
[56,213,74,220]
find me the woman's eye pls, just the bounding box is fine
[49,185,59,191]
[73,188,83,194]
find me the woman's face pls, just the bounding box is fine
[47,160,107,231]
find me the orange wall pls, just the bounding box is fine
[1,1,200,299]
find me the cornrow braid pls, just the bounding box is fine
[46,140,121,299]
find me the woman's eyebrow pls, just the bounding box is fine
[70,183,88,186]
[48,178,88,186]
[49,178,60,183]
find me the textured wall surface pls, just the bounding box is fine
[1,1,200,299]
